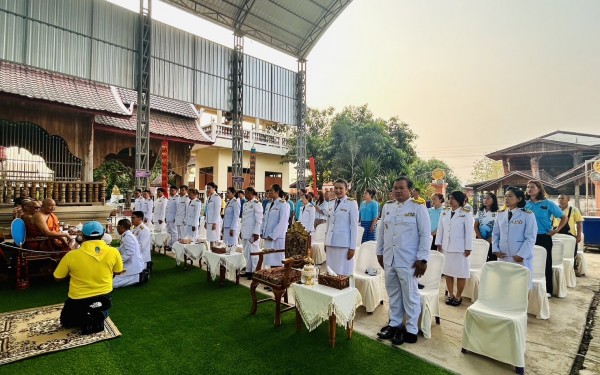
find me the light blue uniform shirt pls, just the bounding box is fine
[295,199,303,221]
[359,200,379,222]
[428,206,443,233]
[525,199,564,234]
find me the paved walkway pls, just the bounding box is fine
[162,247,600,375]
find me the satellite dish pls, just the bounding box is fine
[11,218,26,247]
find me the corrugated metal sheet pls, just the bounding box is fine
[93,0,137,50]
[0,0,25,15]
[0,10,25,63]
[91,42,135,88]
[29,0,92,35]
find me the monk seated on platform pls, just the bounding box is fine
[26,199,73,251]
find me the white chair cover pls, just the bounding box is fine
[310,224,327,264]
[551,239,567,298]
[462,262,530,368]
[418,251,445,338]
[198,216,208,241]
[353,241,384,313]
[527,246,549,319]
[462,239,490,302]
[553,234,576,287]
[356,226,365,249]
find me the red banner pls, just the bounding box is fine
[161,141,169,197]
[309,157,317,192]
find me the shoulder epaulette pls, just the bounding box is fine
[462,207,470,212]
[386,200,394,203]
[348,197,356,201]
[521,208,532,214]
[443,207,451,210]
[498,207,507,212]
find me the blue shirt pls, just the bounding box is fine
[428,206,443,233]
[475,209,497,240]
[295,199,303,221]
[525,199,564,234]
[359,200,379,222]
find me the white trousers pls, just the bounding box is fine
[113,273,140,288]
[177,225,186,240]
[166,221,178,246]
[242,238,260,273]
[154,221,166,233]
[385,266,421,335]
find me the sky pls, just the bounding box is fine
[108,0,600,182]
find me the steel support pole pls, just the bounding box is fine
[136,0,152,189]
[296,59,307,191]
[231,34,244,190]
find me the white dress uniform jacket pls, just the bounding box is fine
[153,196,167,232]
[142,198,154,224]
[261,198,290,267]
[241,198,263,273]
[492,208,537,284]
[133,223,152,264]
[134,196,144,211]
[205,192,223,242]
[113,230,145,288]
[185,198,202,241]
[376,199,431,335]
[324,196,359,276]
[175,194,189,239]
[165,194,179,245]
[435,207,474,253]
[223,198,241,246]
[300,203,316,234]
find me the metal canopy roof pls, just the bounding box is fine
[162,0,353,59]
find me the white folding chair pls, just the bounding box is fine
[553,234,576,287]
[551,238,568,298]
[310,224,327,264]
[353,241,384,313]
[577,231,587,276]
[356,226,365,249]
[461,239,490,302]
[418,251,445,338]
[462,262,530,374]
[527,246,549,319]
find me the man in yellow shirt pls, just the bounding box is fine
[54,221,123,334]
[553,194,584,271]
[411,188,426,205]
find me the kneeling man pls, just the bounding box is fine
[113,219,147,288]
[53,221,123,334]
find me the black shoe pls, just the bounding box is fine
[403,332,418,344]
[379,324,391,333]
[246,272,254,280]
[264,286,272,291]
[377,326,397,340]
[391,329,405,345]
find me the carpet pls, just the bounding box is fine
[0,304,121,366]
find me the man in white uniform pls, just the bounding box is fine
[153,187,167,233]
[132,211,152,273]
[241,187,263,278]
[205,182,223,246]
[185,188,202,241]
[324,179,359,276]
[376,177,431,345]
[175,185,189,240]
[141,190,154,226]
[261,184,290,268]
[113,218,147,288]
[133,189,143,211]
[165,185,179,246]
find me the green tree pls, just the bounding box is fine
[408,158,463,193]
[94,159,134,199]
[469,157,504,183]
[352,156,383,201]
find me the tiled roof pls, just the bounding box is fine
[117,88,198,119]
[95,109,212,144]
[0,60,131,116]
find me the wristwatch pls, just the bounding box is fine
[419,259,427,264]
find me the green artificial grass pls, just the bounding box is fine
[0,255,452,375]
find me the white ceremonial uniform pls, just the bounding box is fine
[205,192,223,242]
[175,194,189,239]
[324,196,359,276]
[299,203,316,237]
[153,196,167,233]
[223,198,241,246]
[142,198,154,224]
[261,198,290,267]
[133,196,144,211]
[165,194,179,245]
[435,207,474,278]
[241,198,263,273]
[113,230,145,288]
[376,199,432,335]
[492,208,537,286]
[185,198,202,241]
[133,223,152,266]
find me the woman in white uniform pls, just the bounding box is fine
[205,182,223,246]
[299,192,316,243]
[222,187,241,246]
[261,184,290,269]
[492,186,537,286]
[435,190,474,307]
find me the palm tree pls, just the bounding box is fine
[352,156,382,202]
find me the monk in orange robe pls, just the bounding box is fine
[28,199,72,251]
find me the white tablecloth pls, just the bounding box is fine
[151,232,170,247]
[202,251,246,281]
[172,241,207,265]
[291,283,362,332]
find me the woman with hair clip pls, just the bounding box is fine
[474,192,499,261]
[222,187,241,246]
[492,186,537,285]
[428,193,444,250]
[435,190,474,307]
[359,189,379,243]
[299,192,316,240]
[525,180,567,297]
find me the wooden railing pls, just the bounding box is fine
[0,177,106,205]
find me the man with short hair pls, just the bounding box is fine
[165,185,180,246]
[554,194,584,271]
[411,188,426,205]
[132,211,152,272]
[53,221,123,334]
[241,187,263,278]
[175,185,189,240]
[142,190,154,225]
[14,188,29,207]
[377,177,431,345]
[205,182,223,246]
[113,219,147,288]
[185,189,202,241]
[133,189,143,211]
[153,188,167,233]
